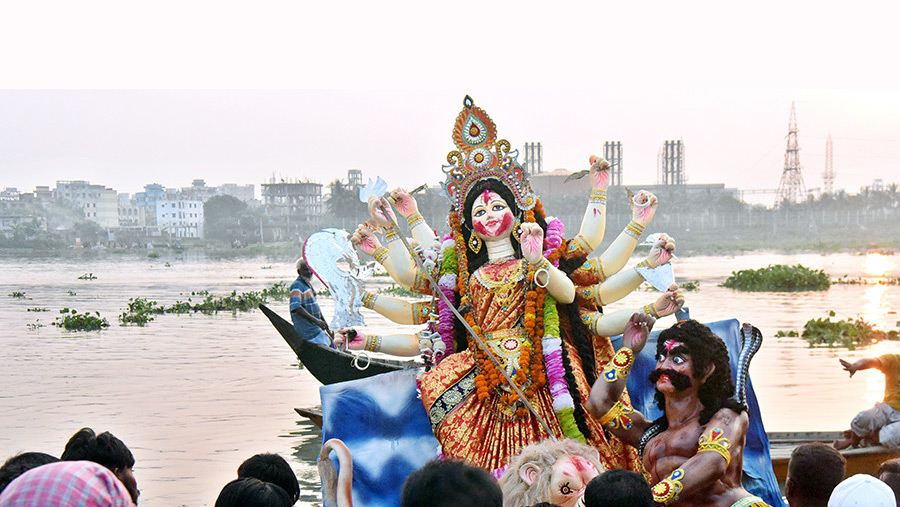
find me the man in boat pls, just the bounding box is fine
[586,316,769,506]
[289,258,332,347]
[832,354,900,450]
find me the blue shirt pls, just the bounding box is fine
[289,276,332,347]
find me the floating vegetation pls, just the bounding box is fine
[800,311,900,349]
[164,262,171,268]
[774,330,799,338]
[67,291,77,296]
[27,307,49,312]
[260,265,272,270]
[118,283,291,323]
[679,280,701,292]
[27,320,44,330]
[148,252,160,259]
[721,264,831,292]
[832,275,900,286]
[316,288,331,297]
[239,275,254,279]
[53,308,109,331]
[378,284,423,298]
[77,273,97,280]
[8,291,26,298]
[119,297,164,326]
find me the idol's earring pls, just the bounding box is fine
[468,233,482,254]
[512,217,522,243]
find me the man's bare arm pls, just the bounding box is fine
[840,357,882,377]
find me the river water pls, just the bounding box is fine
[1,251,898,506]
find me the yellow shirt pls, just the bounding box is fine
[880,354,900,411]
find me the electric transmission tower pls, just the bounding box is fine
[776,102,807,204]
[823,133,835,194]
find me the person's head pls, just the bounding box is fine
[0,460,134,506]
[61,428,138,504]
[650,319,743,424]
[583,469,653,507]
[878,459,900,507]
[296,258,313,280]
[215,477,293,507]
[402,459,502,507]
[0,452,59,495]
[237,453,300,504]
[828,474,896,507]
[499,439,604,507]
[786,443,846,506]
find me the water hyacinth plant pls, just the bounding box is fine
[800,311,899,349]
[721,264,831,291]
[53,308,109,331]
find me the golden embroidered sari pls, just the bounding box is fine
[420,257,643,472]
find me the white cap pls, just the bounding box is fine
[828,474,896,507]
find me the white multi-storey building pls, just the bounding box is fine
[156,195,204,238]
[54,180,118,228]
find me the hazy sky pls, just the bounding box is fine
[2,1,898,204]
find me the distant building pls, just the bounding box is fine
[217,183,256,203]
[156,194,204,238]
[0,211,47,238]
[54,180,118,228]
[261,179,323,240]
[118,193,146,228]
[180,179,217,203]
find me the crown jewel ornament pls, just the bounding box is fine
[441,96,537,215]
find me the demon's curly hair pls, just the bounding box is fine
[653,319,745,425]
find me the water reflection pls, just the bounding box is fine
[865,252,895,277]
[863,284,892,330]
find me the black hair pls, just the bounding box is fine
[653,320,745,424]
[583,469,653,507]
[60,427,135,472]
[237,453,300,502]
[787,443,846,501]
[878,458,900,507]
[0,452,59,494]
[401,459,502,507]
[215,477,293,507]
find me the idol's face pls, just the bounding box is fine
[547,454,599,507]
[651,339,696,394]
[471,190,514,240]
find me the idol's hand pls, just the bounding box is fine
[367,195,397,228]
[333,328,366,350]
[589,155,611,191]
[519,222,545,265]
[631,190,659,226]
[653,285,684,317]
[387,188,418,218]
[623,312,655,354]
[351,224,381,256]
[646,234,676,268]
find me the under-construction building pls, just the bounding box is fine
[604,141,623,187]
[523,142,543,176]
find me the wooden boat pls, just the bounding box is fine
[768,431,900,482]
[258,303,418,385]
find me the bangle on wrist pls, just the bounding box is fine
[406,212,425,229]
[624,220,645,240]
[643,303,661,319]
[361,291,377,309]
[384,227,400,243]
[365,334,382,352]
[601,347,635,382]
[589,189,607,204]
[373,247,389,264]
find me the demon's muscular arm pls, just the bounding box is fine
[649,409,750,506]
[585,312,657,445]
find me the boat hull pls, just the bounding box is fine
[768,431,900,482]
[259,303,418,385]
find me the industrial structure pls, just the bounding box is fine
[523,142,543,176]
[776,102,807,204]
[657,140,686,185]
[823,133,835,194]
[603,141,623,187]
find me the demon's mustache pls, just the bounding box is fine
[648,368,692,391]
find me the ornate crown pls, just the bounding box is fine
[441,96,536,214]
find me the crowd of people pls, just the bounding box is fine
[2,426,900,506]
[0,427,302,506]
